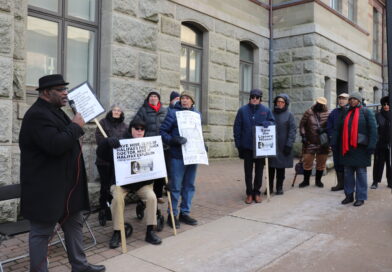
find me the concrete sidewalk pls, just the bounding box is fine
[100,164,392,272]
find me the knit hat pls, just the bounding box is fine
[380,96,389,105]
[170,91,180,102]
[316,97,327,105]
[180,91,195,105]
[349,92,362,102]
[129,118,146,129]
[249,89,262,98]
[147,91,161,101]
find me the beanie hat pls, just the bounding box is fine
[170,91,180,101]
[380,96,389,105]
[180,91,195,105]
[349,92,362,102]
[249,89,262,98]
[147,91,161,101]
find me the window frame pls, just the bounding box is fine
[26,0,100,95]
[372,8,380,62]
[347,0,357,23]
[239,42,254,107]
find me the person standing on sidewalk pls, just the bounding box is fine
[371,96,391,189]
[160,92,201,228]
[134,91,168,203]
[298,97,329,188]
[267,94,296,195]
[327,93,349,191]
[233,89,275,204]
[339,92,377,207]
[95,105,127,226]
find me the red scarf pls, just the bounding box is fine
[342,106,360,155]
[149,102,161,112]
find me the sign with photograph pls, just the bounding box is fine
[176,111,209,165]
[254,125,276,158]
[67,82,105,122]
[113,136,167,186]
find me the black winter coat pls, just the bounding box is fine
[134,101,167,137]
[375,110,390,150]
[19,98,90,223]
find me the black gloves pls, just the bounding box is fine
[301,136,307,144]
[107,137,121,149]
[238,148,245,159]
[170,136,187,146]
[283,145,292,156]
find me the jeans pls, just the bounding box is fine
[243,149,264,196]
[344,166,368,201]
[168,158,198,216]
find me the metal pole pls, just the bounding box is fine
[386,0,392,174]
[268,0,273,109]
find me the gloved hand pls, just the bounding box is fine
[367,148,375,155]
[283,145,292,156]
[170,136,187,146]
[261,121,271,128]
[107,137,121,149]
[238,148,245,159]
[301,136,307,144]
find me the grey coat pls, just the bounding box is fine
[268,94,297,168]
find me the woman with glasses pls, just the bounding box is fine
[371,96,391,189]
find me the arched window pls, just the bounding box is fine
[180,23,203,111]
[239,42,254,106]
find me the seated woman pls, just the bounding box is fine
[97,119,162,248]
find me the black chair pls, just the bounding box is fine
[0,184,96,272]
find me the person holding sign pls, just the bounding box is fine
[19,74,105,272]
[160,92,201,228]
[96,119,162,247]
[267,94,297,195]
[233,89,275,204]
[95,105,127,226]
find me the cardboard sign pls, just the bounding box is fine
[254,125,277,158]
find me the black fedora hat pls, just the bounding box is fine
[36,74,69,91]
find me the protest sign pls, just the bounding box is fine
[113,136,167,186]
[254,125,276,158]
[67,82,105,122]
[176,111,208,165]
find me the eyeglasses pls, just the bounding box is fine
[51,87,68,92]
[383,103,390,106]
[276,100,285,104]
[250,95,261,99]
[133,127,145,131]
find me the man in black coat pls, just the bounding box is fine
[19,74,105,272]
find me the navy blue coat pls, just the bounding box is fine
[160,102,201,159]
[233,103,275,150]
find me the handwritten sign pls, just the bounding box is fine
[254,125,276,158]
[67,82,105,122]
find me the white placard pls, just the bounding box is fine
[67,82,105,122]
[254,125,277,157]
[176,111,209,165]
[113,136,167,186]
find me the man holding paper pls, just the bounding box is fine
[160,92,201,228]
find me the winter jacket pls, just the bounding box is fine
[19,98,89,223]
[134,100,167,137]
[299,106,330,154]
[233,103,275,151]
[160,102,201,160]
[337,105,378,167]
[95,111,127,165]
[375,110,390,150]
[268,94,296,168]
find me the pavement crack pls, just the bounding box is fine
[128,254,176,272]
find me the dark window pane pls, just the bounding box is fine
[26,16,58,87]
[240,43,253,63]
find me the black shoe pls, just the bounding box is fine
[167,215,180,229]
[315,180,324,188]
[109,231,121,249]
[370,183,377,189]
[77,264,106,272]
[315,170,324,188]
[353,200,364,207]
[298,180,309,188]
[179,213,198,225]
[145,230,162,245]
[341,194,354,205]
[275,188,284,195]
[388,184,392,189]
[331,185,344,191]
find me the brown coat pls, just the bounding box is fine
[299,107,330,154]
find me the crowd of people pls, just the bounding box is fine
[18,74,391,271]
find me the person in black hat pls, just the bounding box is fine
[233,89,275,204]
[19,74,105,272]
[169,91,180,111]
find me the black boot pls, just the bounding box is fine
[145,225,162,245]
[276,178,284,195]
[331,171,344,191]
[341,193,354,205]
[315,170,324,188]
[299,170,311,188]
[109,230,121,249]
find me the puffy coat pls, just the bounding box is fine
[268,94,297,168]
[299,106,329,154]
[337,105,378,167]
[134,100,167,137]
[233,103,275,151]
[160,102,201,160]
